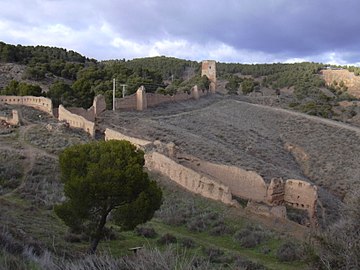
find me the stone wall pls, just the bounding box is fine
[145,151,237,206]
[180,157,268,202]
[115,94,137,110]
[58,105,95,137]
[104,128,152,147]
[0,109,20,125]
[284,179,318,224]
[67,94,106,121]
[115,86,207,111]
[321,69,360,98]
[0,96,53,115]
[201,60,217,93]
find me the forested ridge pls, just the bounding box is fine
[0,42,358,115]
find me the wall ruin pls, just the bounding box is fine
[115,85,208,111]
[284,179,318,225]
[0,95,53,115]
[145,151,238,206]
[0,109,20,126]
[58,105,95,137]
[104,128,152,147]
[201,60,217,93]
[179,156,268,202]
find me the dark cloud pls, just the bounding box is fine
[1,0,360,64]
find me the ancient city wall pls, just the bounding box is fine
[284,179,317,212]
[181,158,268,202]
[104,128,152,147]
[0,95,53,115]
[67,95,106,121]
[115,94,137,110]
[58,105,95,137]
[321,69,360,98]
[116,86,207,111]
[145,151,237,206]
[0,109,20,126]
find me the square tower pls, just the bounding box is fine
[201,60,217,93]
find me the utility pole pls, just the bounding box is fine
[113,78,116,111]
[120,84,127,98]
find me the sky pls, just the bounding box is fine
[1,0,360,65]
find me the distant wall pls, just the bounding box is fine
[321,69,360,98]
[115,85,208,111]
[104,128,152,147]
[0,96,53,115]
[115,94,137,110]
[0,109,20,126]
[145,152,237,206]
[67,95,106,121]
[58,105,95,137]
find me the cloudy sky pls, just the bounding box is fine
[1,0,360,65]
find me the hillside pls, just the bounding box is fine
[0,103,312,270]
[1,42,360,269]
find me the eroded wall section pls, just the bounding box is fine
[145,151,237,206]
[104,128,152,147]
[58,105,95,137]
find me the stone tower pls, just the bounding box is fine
[201,60,216,93]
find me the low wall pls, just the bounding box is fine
[58,105,95,137]
[0,96,53,115]
[145,152,237,206]
[104,128,152,147]
[0,109,20,125]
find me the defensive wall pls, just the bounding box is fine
[104,128,152,147]
[58,105,96,137]
[104,129,318,225]
[321,69,360,98]
[116,85,206,111]
[0,109,20,126]
[0,95,53,115]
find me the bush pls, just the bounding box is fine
[234,256,267,270]
[157,233,177,245]
[276,241,302,262]
[233,225,269,248]
[202,247,224,263]
[179,238,197,248]
[135,227,157,239]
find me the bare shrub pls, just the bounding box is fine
[157,233,177,245]
[135,226,157,238]
[233,225,270,248]
[234,256,267,270]
[276,241,302,262]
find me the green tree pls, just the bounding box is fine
[54,140,162,254]
[241,79,256,94]
[47,81,74,107]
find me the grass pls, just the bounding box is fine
[95,175,307,270]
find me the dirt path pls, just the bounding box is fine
[2,123,58,197]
